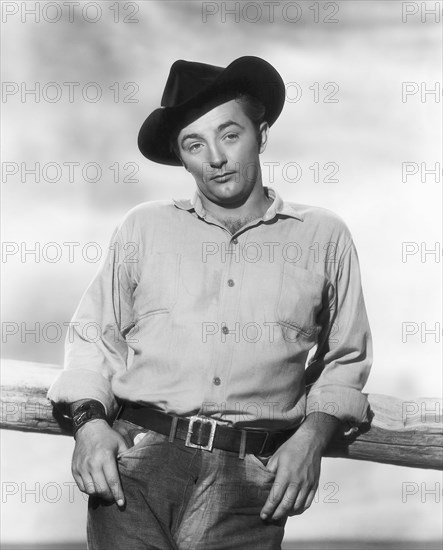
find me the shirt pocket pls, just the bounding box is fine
[133,252,180,319]
[275,264,325,340]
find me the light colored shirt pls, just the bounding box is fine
[47,187,372,431]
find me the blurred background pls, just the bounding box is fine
[1,1,442,548]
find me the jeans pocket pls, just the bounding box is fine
[117,433,149,459]
[113,419,161,460]
[246,453,275,477]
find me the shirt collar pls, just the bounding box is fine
[172,187,304,222]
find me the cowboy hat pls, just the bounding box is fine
[138,56,285,166]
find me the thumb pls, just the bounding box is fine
[267,459,278,475]
[116,432,130,455]
[266,452,279,474]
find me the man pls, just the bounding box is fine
[48,56,372,550]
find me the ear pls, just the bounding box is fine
[258,121,269,154]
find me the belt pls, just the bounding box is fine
[118,403,296,458]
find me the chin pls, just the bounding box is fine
[216,192,246,207]
[215,185,239,196]
[218,182,244,195]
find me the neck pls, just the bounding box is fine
[199,184,272,235]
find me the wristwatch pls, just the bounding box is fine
[72,400,108,437]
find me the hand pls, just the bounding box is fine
[260,412,340,521]
[71,419,129,507]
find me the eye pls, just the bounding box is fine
[188,142,203,153]
[224,133,239,141]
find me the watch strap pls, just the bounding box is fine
[72,400,108,437]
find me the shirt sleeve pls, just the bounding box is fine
[305,238,373,426]
[47,220,136,416]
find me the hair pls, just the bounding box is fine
[234,93,266,138]
[170,92,266,163]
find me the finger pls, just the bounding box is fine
[265,455,277,475]
[260,476,287,520]
[73,461,107,497]
[103,459,125,507]
[86,471,114,501]
[80,475,97,496]
[271,482,300,520]
[303,486,317,510]
[72,456,87,492]
[115,431,131,457]
[71,467,86,493]
[289,482,318,516]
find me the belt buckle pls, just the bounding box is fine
[185,415,217,451]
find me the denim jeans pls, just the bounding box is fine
[87,419,287,550]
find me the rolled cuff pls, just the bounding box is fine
[306,385,370,426]
[46,368,117,417]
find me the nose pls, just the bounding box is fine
[207,142,227,169]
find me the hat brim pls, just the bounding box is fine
[138,56,286,166]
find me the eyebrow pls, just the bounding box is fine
[180,120,245,147]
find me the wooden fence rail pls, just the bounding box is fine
[1,359,442,470]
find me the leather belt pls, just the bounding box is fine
[118,403,296,458]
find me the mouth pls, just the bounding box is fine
[211,171,237,182]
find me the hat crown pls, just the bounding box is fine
[161,60,224,107]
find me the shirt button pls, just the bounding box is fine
[213,377,221,386]
[227,279,235,287]
[222,326,229,334]
[232,238,238,244]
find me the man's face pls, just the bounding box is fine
[177,99,268,208]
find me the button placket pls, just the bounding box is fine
[207,234,241,408]
[226,237,237,290]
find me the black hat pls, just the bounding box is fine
[138,56,286,166]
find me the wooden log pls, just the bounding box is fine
[1,359,442,470]
[325,393,443,469]
[1,359,72,435]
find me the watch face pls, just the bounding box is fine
[73,409,92,427]
[72,403,106,435]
